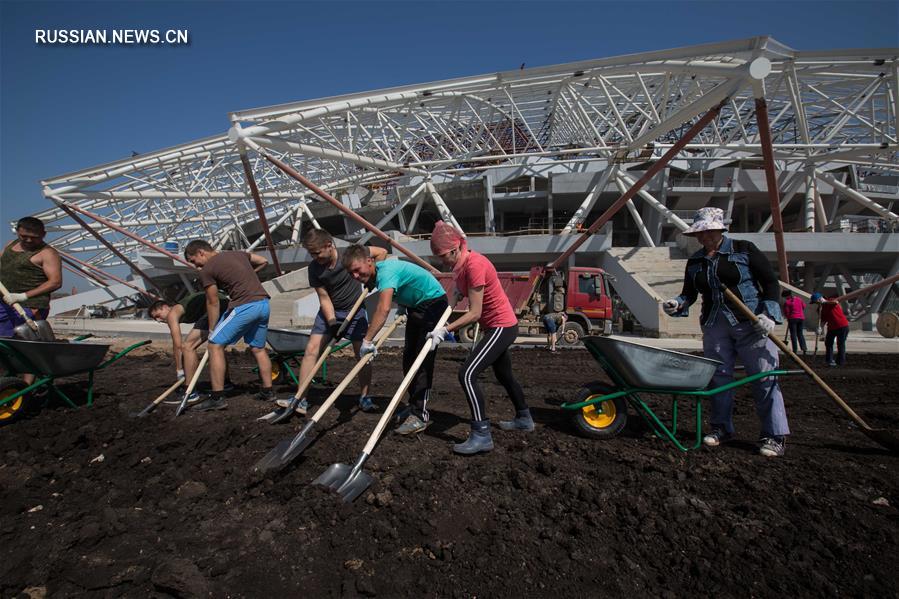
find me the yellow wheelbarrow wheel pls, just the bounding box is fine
[572,382,628,440]
[0,377,30,426]
[270,360,284,384]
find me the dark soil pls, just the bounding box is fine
[1,345,897,598]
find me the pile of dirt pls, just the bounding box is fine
[1,347,897,597]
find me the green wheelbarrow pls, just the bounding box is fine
[560,336,801,452]
[0,336,151,425]
[256,328,351,386]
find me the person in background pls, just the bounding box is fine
[811,292,849,367]
[183,240,272,412]
[0,217,62,386]
[663,207,789,458]
[427,221,533,455]
[148,292,232,400]
[782,290,808,355]
[343,245,448,436]
[542,311,567,352]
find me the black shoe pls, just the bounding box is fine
[194,397,227,412]
[254,388,276,402]
[223,380,236,392]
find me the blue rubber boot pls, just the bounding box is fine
[499,409,535,431]
[453,420,494,455]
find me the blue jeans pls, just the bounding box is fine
[825,326,849,365]
[702,317,790,438]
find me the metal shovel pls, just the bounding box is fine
[314,306,452,502]
[253,316,405,473]
[174,351,209,417]
[724,288,899,453]
[0,281,55,341]
[259,290,369,424]
[133,377,185,417]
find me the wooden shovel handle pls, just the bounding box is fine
[0,280,38,331]
[722,287,872,431]
[184,351,209,396]
[362,306,453,455]
[310,315,406,424]
[152,377,186,406]
[292,288,369,400]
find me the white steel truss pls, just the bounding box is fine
[25,36,899,275]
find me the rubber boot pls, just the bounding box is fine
[499,409,535,432]
[453,420,494,455]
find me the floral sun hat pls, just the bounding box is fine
[683,206,728,236]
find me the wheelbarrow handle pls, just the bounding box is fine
[722,287,873,432]
[0,280,39,331]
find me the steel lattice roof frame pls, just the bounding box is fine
[28,36,899,276]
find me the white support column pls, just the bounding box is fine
[407,191,426,234]
[483,177,496,234]
[562,164,617,233]
[247,208,294,251]
[757,170,807,232]
[615,177,655,247]
[425,180,465,235]
[301,203,322,230]
[816,170,899,222]
[290,204,304,244]
[803,167,816,231]
[359,181,427,245]
[870,256,899,314]
[615,171,689,231]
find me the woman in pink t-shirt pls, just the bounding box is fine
[426,221,532,455]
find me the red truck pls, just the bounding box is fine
[436,266,615,345]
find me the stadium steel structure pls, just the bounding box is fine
[24,37,899,328]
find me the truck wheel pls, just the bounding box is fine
[572,382,628,440]
[560,322,585,345]
[0,377,30,426]
[458,324,478,343]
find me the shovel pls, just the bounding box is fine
[0,281,55,341]
[253,316,405,473]
[133,377,185,417]
[174,350,209,417]
[314,306,452,502]
[259,290,369,424]
[724,288,899,453]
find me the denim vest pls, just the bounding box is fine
[675,237,783,327]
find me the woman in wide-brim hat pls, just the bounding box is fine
[663,207,790,457]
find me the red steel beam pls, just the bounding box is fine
[834,272,899,303]
[252,145,440,275]
[548,99,728,271]
[51,197,196,269]
[57,203,164,295]
[240,152,283,275]
[58,249,160,300]
[62,262,109,288]
[754,97,790,284]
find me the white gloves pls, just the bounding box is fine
[360,338,378,358]
[176,369,185,379]
[427,326,449,351]
[3,292,28,305]
[753,314,776,337]
[662,298,681,315]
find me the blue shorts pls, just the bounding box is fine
[0,303,49,338]
[542,314,558,334]
[311,308,368,341]
[209,299,270,348]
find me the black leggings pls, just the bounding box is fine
[458,325,527,423]
[404,295,448,421]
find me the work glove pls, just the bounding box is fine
[816,327,823,336]
[753,314,776,337]
[360,338,378,358]
[662,298,681,316]
[427,326,449,352]
[176,369,185,380]
[326,318,345,341]
[3,292,28,305]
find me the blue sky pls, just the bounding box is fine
[2,0,898,254]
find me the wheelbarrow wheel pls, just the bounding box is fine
[270,359,285,385]
[0,377,31,426]
[572,381,627,440]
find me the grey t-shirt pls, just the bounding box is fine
[308,249,363,311]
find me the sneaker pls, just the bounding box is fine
[759,436,785,457]
[223,380,236,392]
[395,414,430,436]
[394,405,411,426]
[358,396,376,412]
[164,390,202,405]
[275,397,308,415]
[827,361,837,367]
[194,397,227,412]
[702,428,733,447]
[255,388,276,402]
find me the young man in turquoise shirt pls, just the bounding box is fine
[343,245,448,435]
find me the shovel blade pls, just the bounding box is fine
[269,399,299,425]
[313,462,353,492]
[278,422,317,465]
[133,403,157,418]
[335,470,373,503]
[13,323,39,341]
[253,437,295,473]
[864,428,899,453]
